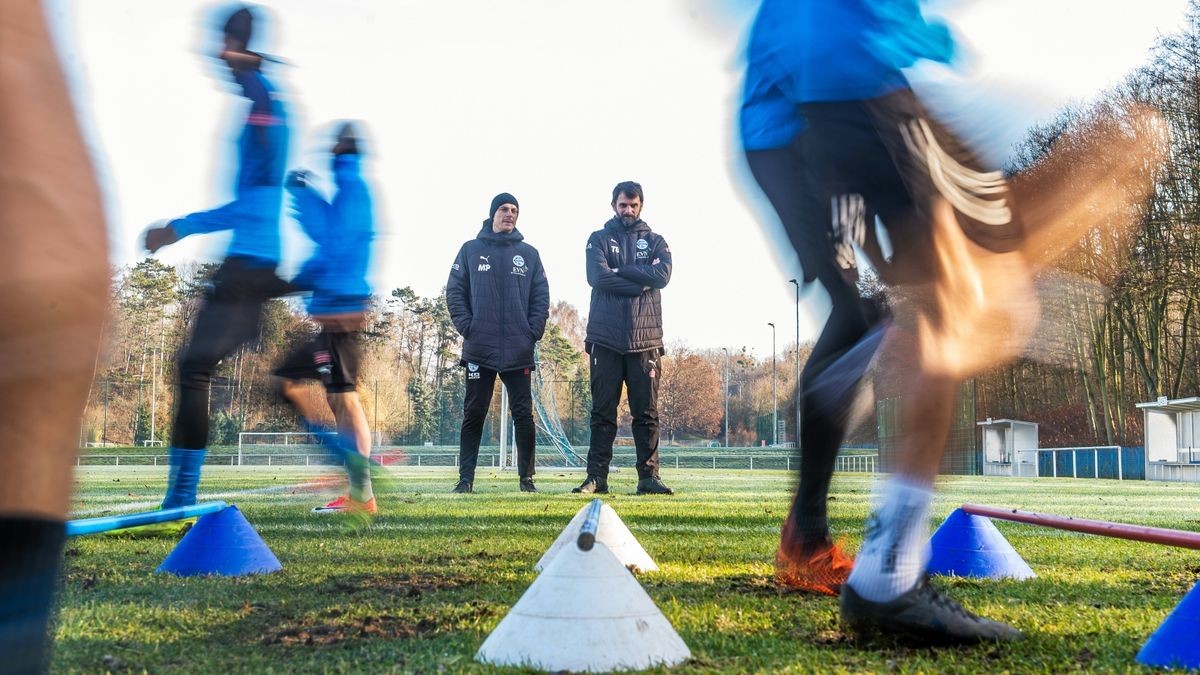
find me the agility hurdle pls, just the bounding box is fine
[576,498,602,551]
[66,501,228,536]
[962,503,1200,550]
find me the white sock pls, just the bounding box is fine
[846,477,933,602]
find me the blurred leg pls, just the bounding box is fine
[0,1,109,670]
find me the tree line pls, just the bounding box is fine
[82,260,801,449]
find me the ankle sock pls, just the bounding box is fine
[846,477,933,602]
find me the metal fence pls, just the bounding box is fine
[76,450,883,472]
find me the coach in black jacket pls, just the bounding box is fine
[446,193,549,493]
[573,181,675,496]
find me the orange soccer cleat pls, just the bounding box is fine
[775,539,854,596]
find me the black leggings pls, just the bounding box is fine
[746,140,877,544]
[171,257,290,450]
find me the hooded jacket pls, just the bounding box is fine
[287,154,374,315]
[446,224,550,372]
[585,217,672,353]
[171,68,289,265]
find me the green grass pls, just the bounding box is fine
[56,468,1200,673]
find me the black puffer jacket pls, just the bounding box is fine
[447,224,550,372]
[584,217,672,353]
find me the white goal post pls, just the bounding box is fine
[236,431,336,466]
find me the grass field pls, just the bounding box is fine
[56,467,1200,673]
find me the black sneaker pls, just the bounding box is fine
[636,476,674,495]
[571,475,608,494]
[840,577,1022,645]
[519,477,538,493]
[451,480,473,494]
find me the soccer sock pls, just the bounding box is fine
[845,477,933,602]
[346,451,374,503]
[162,447,208,509]
[0,517,66,674]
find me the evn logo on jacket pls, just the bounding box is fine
[511,254,527,276]
[636,238,650,259]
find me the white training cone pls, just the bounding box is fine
[476,539,690,672]
[535,501,658,572]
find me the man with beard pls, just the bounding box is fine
[446,193,550,493]
[574,181,674,496]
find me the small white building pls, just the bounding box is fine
[1137,396,1200,482]
[978,418,1039,477]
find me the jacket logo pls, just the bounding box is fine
[477,255,491,272]
[467,362,481,380]
[610,245,620,254]
[451,263,461,271]
[636,239,649,250]
[512,255,525,267]
[511,254,527,277]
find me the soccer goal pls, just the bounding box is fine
[236,431,337,466]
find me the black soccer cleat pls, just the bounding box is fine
[636,476,674,495]
[840,577,1023,645]
[571,475,608,494]
[451,479,473,494]
[519,477,538,493]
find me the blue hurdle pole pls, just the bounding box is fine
[576,498,603,551]
[66,501,228,536]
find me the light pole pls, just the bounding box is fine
[721,347,730,448]
[768,322,777,446]
[789,279,801,447]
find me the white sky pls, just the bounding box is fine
[45,0,1189,357]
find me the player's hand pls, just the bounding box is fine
[286,170,311,188]
[144,222,179,253]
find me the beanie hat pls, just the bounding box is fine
[222,6,254,48]
[489,192,519,218]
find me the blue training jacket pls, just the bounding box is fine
[171,68,289,264]
[739,0,956,151]
[288,154,375,315]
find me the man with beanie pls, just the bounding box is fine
[574,181,674,496]
[274,122,378,515]
[143,4,291,516]
[446,193,550,493]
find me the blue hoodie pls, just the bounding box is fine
[740,0,956,151]
[171,68,289,265]
[288,154,375,315]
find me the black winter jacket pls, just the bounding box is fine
[584,217,672,353]
[447,224,550,372]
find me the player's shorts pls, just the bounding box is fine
[801,88,1024,284]
[273,329,360,393]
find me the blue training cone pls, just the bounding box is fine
[157,505,281,576]
[926,508,1035,580]
[1137,579,1200,669]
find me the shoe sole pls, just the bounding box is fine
[776,576,841,596]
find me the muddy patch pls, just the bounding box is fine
[262,615,437,646]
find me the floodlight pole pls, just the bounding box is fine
[721,347,730,447]
[789,279,801,448]
[768,322,777,446]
